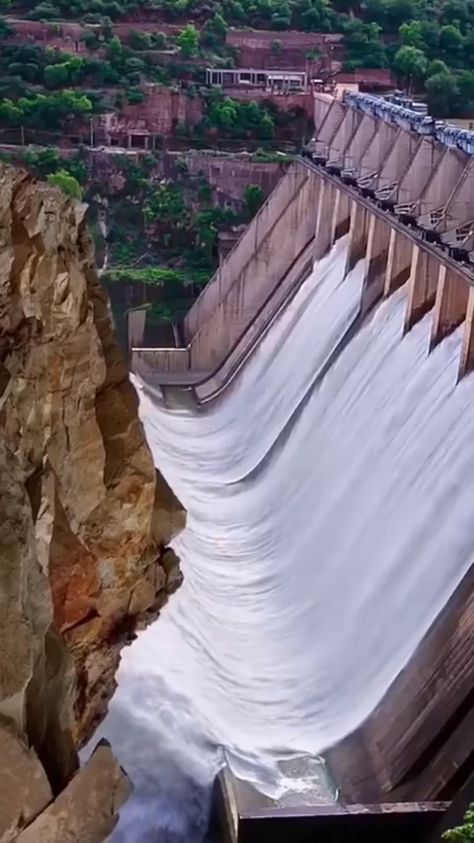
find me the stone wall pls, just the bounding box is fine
[97,85,203,138]
[226,29,344,69]
[5,17,183,49]
[5,19,89,53]
[182,152,288,203]
[223,87,314,119]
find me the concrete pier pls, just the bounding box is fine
[404,246,439,333]
[430,265,469,351]
[384,228,412,295]
[376,128,420,199]
[361,214,391,313]
[213,765,448,843]
[460,285,474,376]
[326,106,361,168]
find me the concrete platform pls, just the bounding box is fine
[212,761,447,843]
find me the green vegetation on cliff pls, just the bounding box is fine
[0,89,93,128]
[47,167,84,197]
[338,4,474,115]
[0,33,309,135]
[3,0,474,116]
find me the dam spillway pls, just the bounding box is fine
[101,240,473,842]
[104,103,474,839]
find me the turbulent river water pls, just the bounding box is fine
[94,237,474,842]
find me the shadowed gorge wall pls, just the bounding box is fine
[0,164,185,841]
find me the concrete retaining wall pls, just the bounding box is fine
[190,169,319,369]
[184,163,309,340]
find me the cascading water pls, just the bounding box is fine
[94,236,474,843]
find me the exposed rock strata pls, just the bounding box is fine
[15,740,132,843]
[0,164,185,838]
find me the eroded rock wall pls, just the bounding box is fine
[0,164,185,839]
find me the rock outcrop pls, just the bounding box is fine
[0,164,185,840]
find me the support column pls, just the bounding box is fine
[384,228,412,296]
[429,265,469,351]
[360,215,391,315]
[314,180,333,260]
[459,285,474,379]
[403,246,438,334]
[345,200,370,275]
[330,187,351,244]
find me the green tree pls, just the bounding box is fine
[200,13,228,48]
[107,35,124,62]
[399,20,429,51]
[243,183,265,218]
[27,2,58,19]
[0,15,12,36]
[439,24,464,64]
[127,87,145,104]
[271,3,291,29]
[440,0,470,28]
[211,12,228,37]
[14,90,93,128]
[443,803,474,843]
[456,69,474,112]
[425,70,460,116]
[440,24,463,51]
[382,0,421,31]
[296,0,333,31]
[47,169,83,200]
[427,58,450,76]
[0,99,22,124]
[258,113,275,138]
[44,63,69,88]
[177,24,199,58]
[343,20,387,68]
[128,30,152,50]
[62,55,84,83]
[82,31,100,50]
[143,183,188,225]
[393,45,428,91]
[125,56,145,73]
[23,146,61,177]
[150,32,167,49]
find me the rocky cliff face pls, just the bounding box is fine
[0,164,185,841]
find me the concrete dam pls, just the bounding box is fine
[101,93,474,841]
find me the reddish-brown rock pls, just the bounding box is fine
[15,740,132,843]
[0,163,185,835]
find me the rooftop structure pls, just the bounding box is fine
[206,68,308,92]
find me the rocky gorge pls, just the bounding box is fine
[0,163,185,842]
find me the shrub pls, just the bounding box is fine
[127,87,145,104]
[128,30,152,50]
[443,804,474,843]
[47,169,83,200]
[177,24,199,58]
[243,183,265,218]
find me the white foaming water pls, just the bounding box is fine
[94,237,474,843]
